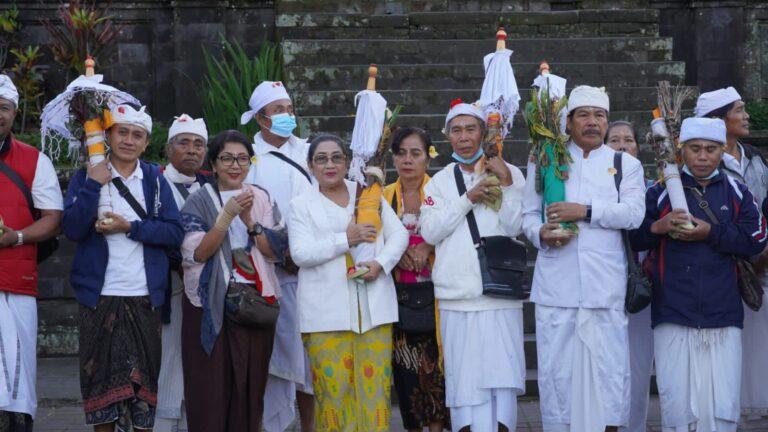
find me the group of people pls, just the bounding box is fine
[0,66,767,432]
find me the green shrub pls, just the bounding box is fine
[747,100,768,130]
[199,37,283,139]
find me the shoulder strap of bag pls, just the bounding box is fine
[0,158,36,218]
[687,187,720,225]
[112,177,148,220]
[268,151,312,184]
[453,164,481,246]
[613,152,639,272]
[173,182,190,199]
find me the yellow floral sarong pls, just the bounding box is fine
[303,325,393,432]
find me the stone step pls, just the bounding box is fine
[286,62,684,93]
[299,110,657,140]
[276,0,652,15]
[283,37,673,67]
[277,9,658,39]
[294,87,697,116]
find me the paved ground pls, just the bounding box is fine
[34,357,768,431]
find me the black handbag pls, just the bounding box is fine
[453,165,529,299]
[688,186,763,312]
[388,192,437,333]
[612,153,652,313]
[0,159,59,262]
[225,280,281,328]
[395,281,436,333]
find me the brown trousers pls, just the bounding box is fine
[181,295,275,432]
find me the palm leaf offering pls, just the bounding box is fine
[524,62,576,234]
[648,81,695,229]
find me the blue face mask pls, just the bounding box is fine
[452,148,484,165]
[682,164,719,180]
[267,113,297,138]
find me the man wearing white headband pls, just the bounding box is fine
[698,88,768,424]
[241,81,315,431]
[63,103,184,431]
[155,114,210,432]
[631,116,766,432]
[0,75,63,428]
[523,85,646,431]
[420,97,527,430]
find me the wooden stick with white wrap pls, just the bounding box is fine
[82,57,115,224]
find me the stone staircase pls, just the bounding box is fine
[277,0,692,394]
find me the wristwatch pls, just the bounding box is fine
[248,223,264,237]
[584,205,593,223]
[14,231,23,247]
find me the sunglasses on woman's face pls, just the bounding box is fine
[312,153,346,166]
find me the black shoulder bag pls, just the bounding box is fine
[0,159,59,262]
[390,192,437,333]
[453,165,528,299]
[613,153,652,313]
[687,186,763,312]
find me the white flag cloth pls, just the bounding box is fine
[532,72,568,133]
[40,74,140,161]
[349,89,387,186]
[532,72,567,101]
[480,48,520,138]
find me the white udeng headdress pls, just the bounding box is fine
[240,81,291,125]
[567,85,610,114]
[680,117,727,145]
[168,114,208,142]
[695,87,741,118]
[0,74,19,107]
[444,98,486,133]
[112,104,152,134]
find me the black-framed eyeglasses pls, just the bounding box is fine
[312,154,346,166]
[217,154,251,167]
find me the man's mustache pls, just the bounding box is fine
[583,129,602,136]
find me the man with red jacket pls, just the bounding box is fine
[0,74,63,430]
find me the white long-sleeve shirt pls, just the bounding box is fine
[522,142,646,310]
[420,162,526,311]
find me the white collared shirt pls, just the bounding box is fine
[245,133,313,282]
[522,142,646,310]
[101,161,149,297]
[722,143,746,178]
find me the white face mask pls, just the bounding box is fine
[682,164,719,180]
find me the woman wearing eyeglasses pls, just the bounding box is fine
[179,130,285,431]
[287,134,408,431]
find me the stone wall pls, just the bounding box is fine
[2,1,275,123]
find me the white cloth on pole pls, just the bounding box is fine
[349,89,387,186]
[439,308,525,431]
[620,306,654,432]
[0,292,37,418]
[741,290,768,418]
[480,48,520,137]
[535,305,630,431]
[654,323,741,432]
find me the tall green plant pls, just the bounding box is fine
[10,45,45,133]
[200,38,283,138]
[0,6,21,70]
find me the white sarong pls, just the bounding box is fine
[263,278,314,432]
[440,308,525,432]
[536,305,630,432]
[0,292,37,418]
[155,288,187,432]
[654,324,741,432]
[741,289,768,419]
[620,306,654,432]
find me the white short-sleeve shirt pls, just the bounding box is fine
[31,152,64,211]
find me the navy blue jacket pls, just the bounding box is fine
[63,161,184,308]
[630,171,766,329]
